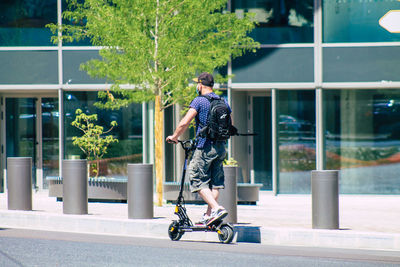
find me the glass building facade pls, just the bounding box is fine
[228,0,400,195]
[1,0,400,195]
[0,0,144,191]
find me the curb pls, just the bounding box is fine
[0,210,399,251]
[0,210,169,239]
[259,227,400,251]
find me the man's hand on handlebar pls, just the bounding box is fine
[166,135,178,144]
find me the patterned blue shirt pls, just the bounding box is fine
[189,92,231,148]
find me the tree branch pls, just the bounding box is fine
[160,101,176,110]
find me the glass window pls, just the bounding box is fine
[253,96,272,190]
[63,50,106,84]
[42,98,59,188]
[0,0,57,46]
[64,92,142,178]
[6,98,37,186]
[232,0,313,44]
[61,0,91,46]
[323,47,400,82]
[232,48,314,83]
[323,0,400,43]
[278,90,315,194]
[0,51,58,84]
[325,89,400,194]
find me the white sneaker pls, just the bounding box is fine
[206,207,228,226]
[195,213,210,225]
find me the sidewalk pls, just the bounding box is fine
[0,191,399,251]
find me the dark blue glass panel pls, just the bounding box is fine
[6,98,37,186]
[253,96,272,190]
[61,0,91,46]
[233,0,314,44]
[0,0,57,46]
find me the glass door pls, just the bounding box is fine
[250,95,272,190]
[41,98,59,188]
[6,98,37,188]
[5,97,59,190]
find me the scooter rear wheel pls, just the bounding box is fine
[218,224,234,244]
[168,221,183,241]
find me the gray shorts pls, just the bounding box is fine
[187,142,227,193]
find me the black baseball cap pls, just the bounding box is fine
[193,72,214,87]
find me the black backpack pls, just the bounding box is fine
[198,95,234,141]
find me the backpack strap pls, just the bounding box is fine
[198,94,219,102]
[197,94,219,130]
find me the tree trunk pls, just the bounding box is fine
[155,95,164,206]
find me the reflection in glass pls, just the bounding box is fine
[64,92,142,178]
[42,98,59,188]
[278,90,315,193]
[323,0,400,43]
[61,0,91,46]
[325,90,400,194]
[0,0,57,46]
[232,0,313,44]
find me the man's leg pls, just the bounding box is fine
[204,188,220,216]
[199,187,227,225]
[198,188,219,211]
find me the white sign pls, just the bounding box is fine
[379,10,400,33]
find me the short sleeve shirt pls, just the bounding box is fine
[189,92,231,148]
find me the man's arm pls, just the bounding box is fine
[166,108,197,143]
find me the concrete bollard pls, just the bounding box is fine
[219,166,238,224]
[7,157,32,211]
[127,164,154,219]
[311,170,339,229]
[63,159,88,215]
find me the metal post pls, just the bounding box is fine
[62,159,88,214]
[7,157,32,210]
[316,88,325,170]
[127,164,154,219]
[311,170,339,229]
[219,166,237,224]
[271,88,279,195]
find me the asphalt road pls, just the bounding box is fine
[0,229,399,267]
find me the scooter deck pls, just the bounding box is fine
[181,219,224,232]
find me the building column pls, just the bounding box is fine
[271,88,279,195]
[316,88,325,170]
[314,0,325,170]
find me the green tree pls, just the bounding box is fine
[48,0,258,206]
[71,109,118,178]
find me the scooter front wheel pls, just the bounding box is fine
[218,224,234,244]
[168,221,183,241]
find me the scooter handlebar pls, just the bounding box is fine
[166,139,196,150]
[177,139,196,151]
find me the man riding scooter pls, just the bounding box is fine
[166,72,234,226]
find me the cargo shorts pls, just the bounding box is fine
[187,142,227,193]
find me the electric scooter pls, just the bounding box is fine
[167,139,235,244]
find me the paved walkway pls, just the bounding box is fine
[0,191,399,251]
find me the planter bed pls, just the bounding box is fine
[48,177,262,204]
[47,176,128,203]
[164,182,262,205]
